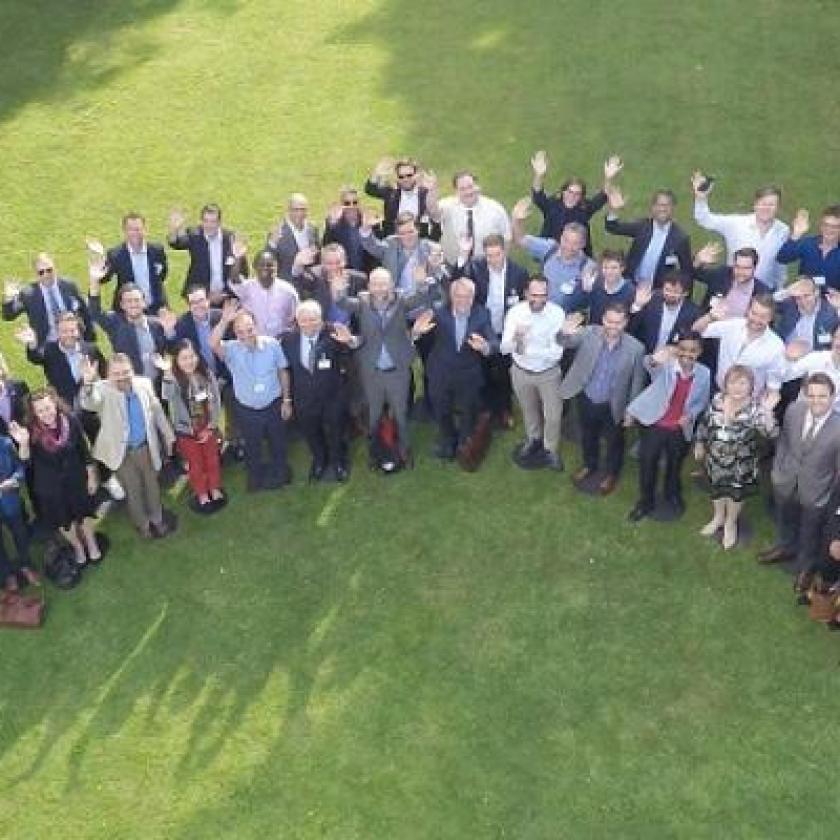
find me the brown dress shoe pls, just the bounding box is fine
[599,475,618,495]
[756,546,794,565]
[574,467,592,483]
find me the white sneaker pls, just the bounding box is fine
[105,476,125,501]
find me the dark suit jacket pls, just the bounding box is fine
[25,340,105,407]
[2,279,94,349]
[532,187,607,254]
[426,304,498,386]
[460,256,528,327]
[102,242,169,313]
[168,309,230,381]
[604,216,692,288]
[0,379,30,436]
[89,295,167,376]
[322,218,377,273]
[692,265,771,309]
[293,267,368,324]
[630,294,703,353]
[168,226,242,297]
[776,298,838,350]
[281,327,351,412]
[363,181,440,239]
[266,221,321,280]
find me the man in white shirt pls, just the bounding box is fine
[267,194,321,280]
[432,171,511,262]
[500,277,566,470]
[692,174,789,289]
[694,294,785,395]
[781,323,840,412]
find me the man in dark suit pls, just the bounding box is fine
[88,265,167,385]
[758,373,840,593]
[413,278,497,459]
[2,252,94,350]
[0,354,29,437]
[291,243,368,325]
[266,193,321,280]
[91,213,169,314]
[281,300,358,482]
[604,187,692,288]
[168,203,242,302]
[323,187,378,273]
[558,302,646,494]
[630,272,702,353]
[364,157,440,240]
[691,245,771,312]
[458,233,528,426]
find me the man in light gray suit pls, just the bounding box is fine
[758,373,840,591]
[360,211,436,293]
[558,302,646,494]
[334,266,435,466]
[266,193,321,280]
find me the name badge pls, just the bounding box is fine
[814,275,826,287]
[506,294,519,307]
[254,383,266,393]
[817,332,831,346]
[561,282,575,296]
[665,255,678,266]
[317,357,332,370]
[194,389,208,402]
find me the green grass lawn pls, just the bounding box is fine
[2,1,840,837]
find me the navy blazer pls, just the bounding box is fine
[26,340,105,407]
[604,216,692,288]
[102,242,169,313]
[266,221,321,280]
[89,295,167,376]
[776,297,838,349]
[692,265,771,309]
[630,294,703,354]
[0,379,30,436]
[460,256,529,327]
[281,327,350,411]
[168,226,243,297]
[426,303,498,384]
[532,187,607,254]
[363,181,439,239]
[168,309,231,382]
[2,279,94,349]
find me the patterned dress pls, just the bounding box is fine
[696,395,776,501]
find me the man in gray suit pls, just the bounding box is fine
[558,302,646,494]
[334,266,435,465]
[360,211,436,293]
[758,373,840,591]
[266,193,321,280]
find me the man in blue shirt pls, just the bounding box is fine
[777,205,840,292]
[211,299,292,491]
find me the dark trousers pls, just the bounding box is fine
[234,398,289,488]
[297,394,348,468]
[774,490,828,575]
[431,372,482,447]
[0,510,31,578]
[638,425,689,508]
[482,349,513,416]
[579,393,625,476]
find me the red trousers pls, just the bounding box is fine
[176,432,221,497]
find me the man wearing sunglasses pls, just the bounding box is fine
[364,157,440,240]
[3,252,94,351]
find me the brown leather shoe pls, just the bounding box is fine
[756,545,794,565]
[574,466,592,483]
[498,410,515,430]
[598,475,618,495]
[794,571,813,594]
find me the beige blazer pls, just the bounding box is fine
[79,376,175,471]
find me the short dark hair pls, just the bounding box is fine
[652,189,677,206]
[805,372,836,396]
[558,176,587,199]
[115,282,144,310]
[822,205,840,219]
[452,170,475,188]
[483,233,506,250]
[673,328,702,345]
[122,212,146,227]
[599,248,625,267]
[395,212,417,228]
[733,247,759,266]
[754,185,781,201]
[254,249,277,267]
[750,293,775,314]
[603,302,629,319]
[201,203,222,220]
[661,271,690,292]
[395,158,418,174]
[185,284,208,300]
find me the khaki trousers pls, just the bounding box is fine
[510,364,563,453]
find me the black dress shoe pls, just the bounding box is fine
[756,545,795,565]
[334,464,349,483]
[433,442,456,460]
[627,503,653,523]
[666,496,686,516]
[309,463,326,482]
[516,439,543,458]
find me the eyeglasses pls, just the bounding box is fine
[342,200,359,206]
[397,172,415,180]
[37,267,54,276]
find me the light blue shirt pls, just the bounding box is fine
[636,222,670,283]
[454,313,468,350]
[125,391,147,448]
[373,304,396,370]
[300,333,318,371]
[522,235,593,309]
[222,336,288,409]
[129,246,151,304]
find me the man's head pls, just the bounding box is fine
[558,222,586,260]
[723,363,755,400]
[650,190,676,224]
[200,203,222,237]
[753,186,781,224]
[395,212,419,250]
[453,171,479,208]
[395,158,418,191]
[450,278,475,316]
[559,177,586,209]
[599,249,625,286]
[804,372,835,418]
[321,243,347,277]
[526,277,549,312]
[601,303,629,342]
[483,234,507,271]
[186,285,210,322]
[820,205,840,248]
[340,187,360,222]
[117,284,146,322]
[792,276,818,315]
[296,299,323,337]
[108,352,134,392]
[122,213,147,250]
[662,272,690,308]
[33,252,57,286]
[287,193,309,228]
[254,250,278,288]
[233,310,257,346]
[672,330,702,370]
[368,267,394,304]
[56,311,80,348]
[732,247,759,284]
[746,294,775,335]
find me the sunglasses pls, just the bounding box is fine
[397,172,415,179]
[342,200,359,206]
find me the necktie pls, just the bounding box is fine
[803,417,818,443]
[466,209,475,256]
[307,337,317,372]
[49,285,63,319]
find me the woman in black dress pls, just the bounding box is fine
[9,388,101,566]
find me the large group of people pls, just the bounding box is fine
[2,152,840,630]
